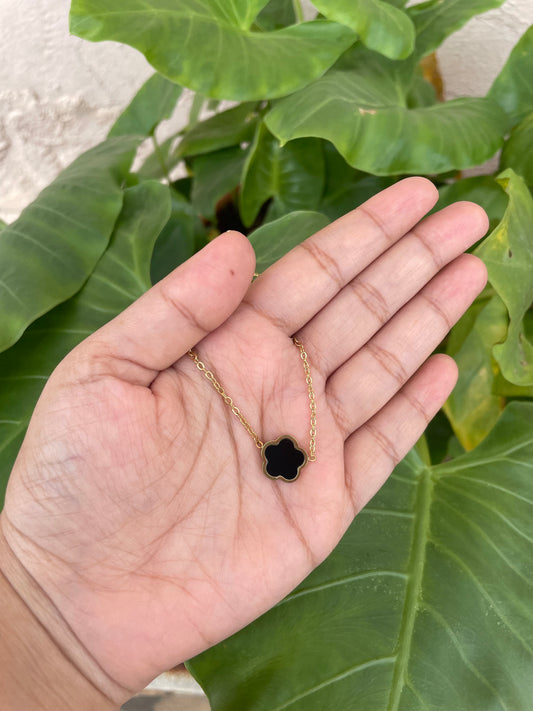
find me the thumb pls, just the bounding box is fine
[73,231,255,386]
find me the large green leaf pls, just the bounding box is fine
[444,295,507,451]
[249,211,330,272]
[240,124,325,227]
[476,170,533,386]
[0,136,140,355]
[108,73,183,138]
[265,49,506,175]
[69,0,356,101]
[312,0,415,59]
[408,0,506,59]
[191,146,248,220]
[0,182,171,505]
[500,111,533,189]
[189,402,533,710]
[489,25,533,129]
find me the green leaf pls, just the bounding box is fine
[0,136,140,355]
[489,26,533,128]
[255,0,297,30]
[249,211,330,272]
[409,0,506,60]
[500,110,533,189]
[476,169,533,386]
[69,0,357,101]
[189,402,533,710]
[177,104,259,160]
[265,49,506,175]
[240,124,325,227]
[191,147,247,219]
[108,73,183,138]
[151,190,207,284]
[435,176,509,234]
[312,0,415,59]
[0,182,171,505]
[0,219,6,232]
[444,295,507,450]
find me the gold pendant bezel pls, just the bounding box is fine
[261,435,308,482]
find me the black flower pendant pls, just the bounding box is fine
[261,435,308,482]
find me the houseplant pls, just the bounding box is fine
[1,0,533,708]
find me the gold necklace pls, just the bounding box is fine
[188,338,317,483]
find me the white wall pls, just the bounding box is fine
[1,0,533,222]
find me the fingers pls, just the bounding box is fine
[343,354,458,516]
[327,254,487,439]
[298,201,489,377]
[73,232,256,386]
[244,177,439,334]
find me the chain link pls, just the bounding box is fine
[187,352,264,449]
[292,338,317,462]
[188,337,317,461]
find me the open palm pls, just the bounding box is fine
[0,179,488,703]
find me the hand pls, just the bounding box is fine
[0,178,488,705]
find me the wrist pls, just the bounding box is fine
[0,514,120,711]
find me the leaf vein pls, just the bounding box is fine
[268,656,396,711]
[430,538,533,657]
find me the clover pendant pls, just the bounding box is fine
[261,435,308,482]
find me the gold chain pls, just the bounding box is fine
[293,338,317,462]
[187,337,317,462]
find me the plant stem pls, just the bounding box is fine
[388,466,433,711]
[151,134,171,185]
[187,92,205,131]
[292,0,304,23]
